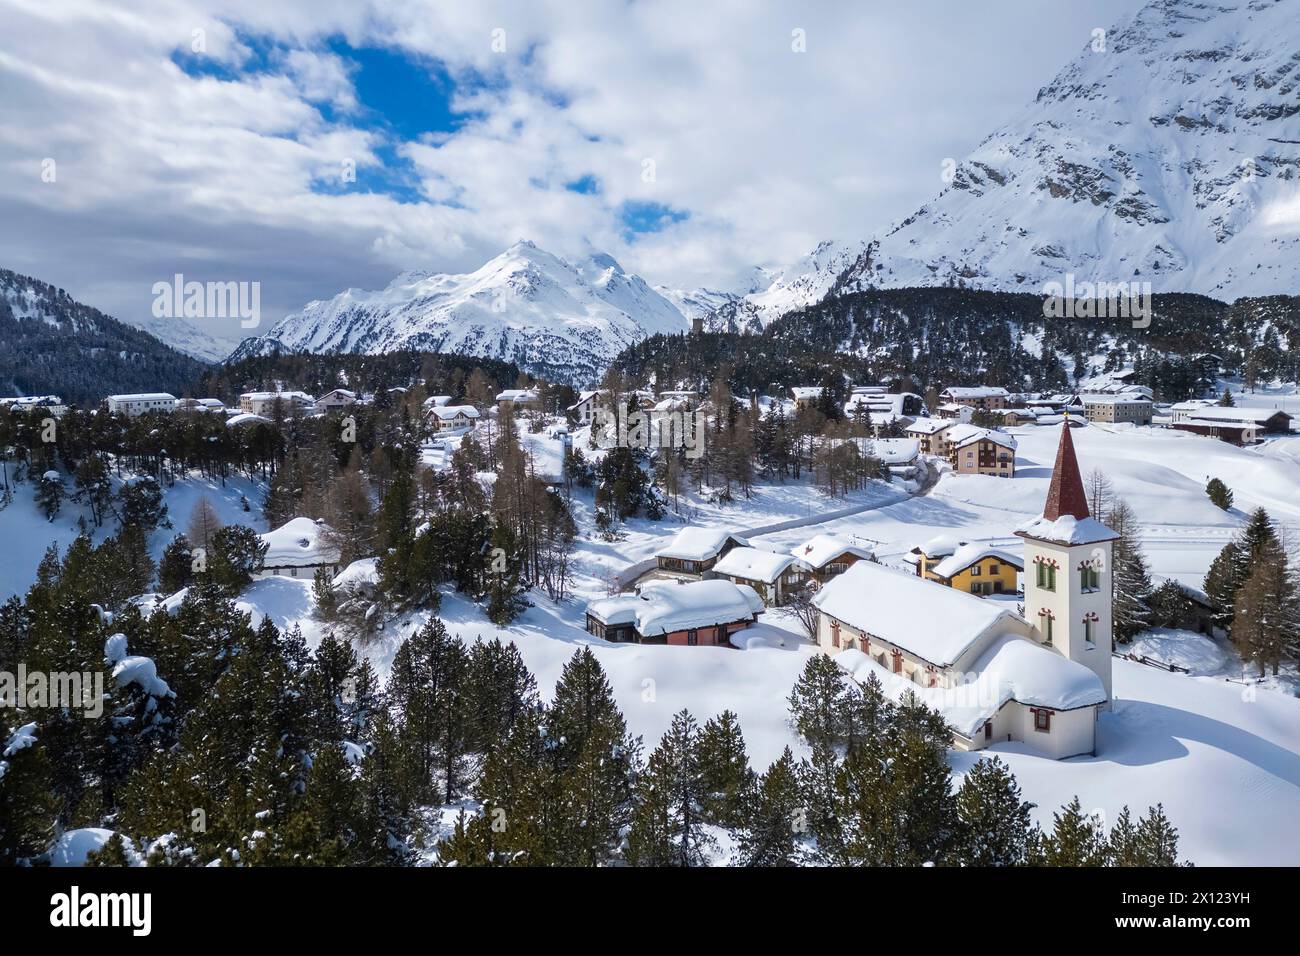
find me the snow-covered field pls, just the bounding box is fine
[5,416,1300,865]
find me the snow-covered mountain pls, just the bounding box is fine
[131,315,243,363]
[724,0,1300,328]
[706,240,870,332]
[232,241,690,384]
[835,0,1300,300]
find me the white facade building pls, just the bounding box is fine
[107,393,178,416]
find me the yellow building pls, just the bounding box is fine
[904,536,1023,597]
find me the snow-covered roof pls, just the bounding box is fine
[834,633,1106,737]
[913,533,964,558]
[1081,394,1152,405]
[241,390,314,401]
[1015,513,1118,546]
[332,557,379,590]
[225,412,271,427]
[656,526,750,561]
[944,423,1017,450]
[941,386,1009,399]
[905,417,953,436]
[870,437,920,464]
[930,542,1024,579]
[790,533,874,569]
[587,579,763,636]
[496,388,539,402]
[790,386,823,400]
[1171,400,1214,411]
[423,395,452,407]
[1181,406,1290,426]
[108,392,176,402]
[259,517,341,568]
[428,404,481,421]
[813,561,1022,667]
[713,546,798,583]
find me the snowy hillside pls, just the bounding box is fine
[835,0,1300,300]
[706,240,870,332]
[233,241,690,385]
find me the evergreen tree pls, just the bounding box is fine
[695,710,756,829]
[1133,803,1183,866]
[1040,797,1108,866]
[1205,477,1233,511]
[1106,500,1152,643]
[158,533,194,593]
[953,757,1035,866]
[84,832,133,866]
[737,747,803,866]
[627,710,715,867]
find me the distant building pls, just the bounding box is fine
[584,579,763,646]
[427,404,481,432]
[313,388,357,413]
[567,389,606,426]
[903,535,1023,597]
[174,397,226,415]
[1,395,68,417]
[1175,405,1291,434]
[790,534,874,584]
[1082,395,1153,426]
[944,424,1017,476]
[107,393,177,416]
[904,417,954,455]
[939,386,1010,411]
[935,402,975,422]
[496,388,541,410]
[239,391,315,416]
[654,527,750,577]
[711,547,804,607]
[790,386,823,410]
[1172,419,1260,446]
[257,517,342,580]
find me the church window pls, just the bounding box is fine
[1033,709,1052,732]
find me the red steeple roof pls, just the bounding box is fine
[1042,421,1090,521]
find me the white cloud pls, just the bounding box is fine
[0,0,1146,341]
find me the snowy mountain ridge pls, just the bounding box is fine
[233,240,693,385]
[727,0,1300,329]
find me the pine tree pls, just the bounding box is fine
[1040,797,1108,866]
[1205,477,1233,511]
[158,533,194,593]
[737,747,803,866]
[84,832,133,866]
[1232,559,1291,676]
[1133,803,1182,866]
[953,757,1035,866]
[186,494,222,552]
[695,710,756,829]
[787,653,859,750]
[1106,500,1152,643]
[627,710,715,867]
[1106,806,1141,866]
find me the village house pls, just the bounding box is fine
[256,517,343,580]
[1176,405,1292,435]
[790,386,823,410]
[790,534,874,584]
[567,389,606,426]
[1082,394,1154,426]
[584,579,763,646]
[944,423,1017,476]
[1169,399,1214,423]
[1172,418,1261,445]
[313,388,357,413]
[106,393,178,416]
[995,407,1038,426]
[710,546,804,606]
[903,535,1023,596]
[426,404,481,432]
[939,386,1010,411]
[904,417,954,454]
[174,397,226,415]
[654,527,750,577]
[935,402,975,422]
[496,388,541,411]
[1,395,69,417]
[871,437,921,477]
[843,391,925,425]
[814,423,1114,759]
[239,390,315,417]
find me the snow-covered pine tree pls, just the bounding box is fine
[737,747,803,867]
[953,756,1035,866]
[695,709,756,829]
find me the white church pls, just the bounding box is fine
[813,423,1116,759]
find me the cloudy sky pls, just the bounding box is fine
[0,0,1144,343]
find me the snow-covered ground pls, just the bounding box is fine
[6,414,1300,865]
[0,471,264,601]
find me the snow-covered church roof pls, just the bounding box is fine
[813,561,1024,668]
[1016,422,1118,546]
